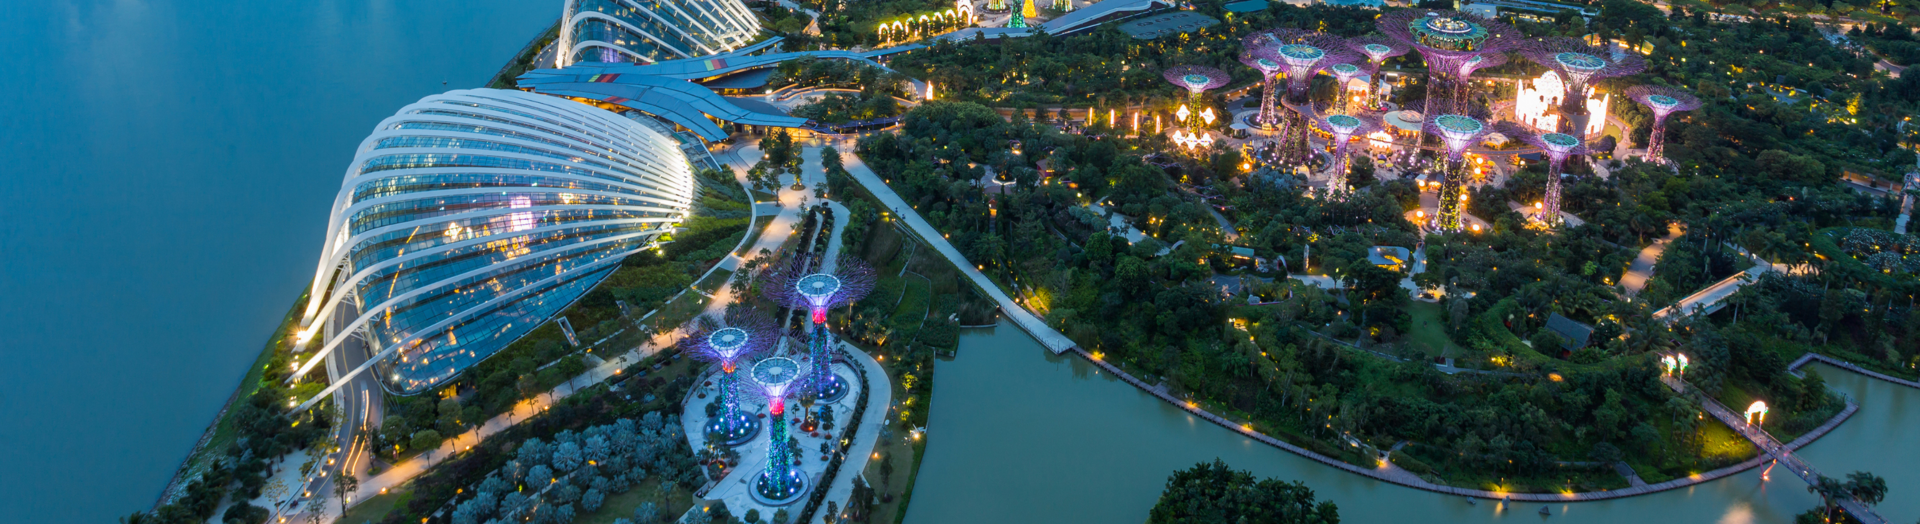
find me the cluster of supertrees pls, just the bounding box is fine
[1156,11,1702,232]
[673,255,876,505]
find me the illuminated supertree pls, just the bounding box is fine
[747,356,810,505]
[680,306,779,446]
[1162,65,1231,118]
[1346,36,1410,108]
[1248,29,1355,167]
[1501,122,1588,227]
[1515,37,1647,140]
[1423,114,1498,232]
[761,256,876,403]
[1238,51,1285,128]
[1324,62,1376,115]
[1377,10,1518,118]
[1315,111,1381,197]
[1007,3,1027,28]
[986,0,1007,11]
[1623,85,1701,164]
[1450,52,1508,113]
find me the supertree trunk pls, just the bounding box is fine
[1436,156,1467,232]
[1277,107,1312,167]
[1648,115,1669,164]
[1543,156,1567,226]
[1260,78,1279,128]
[765,395,794,488]
[808,322,845,401]
[1329,142,1352,195]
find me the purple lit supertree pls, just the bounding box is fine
[1346,36,1410,108]
[1238,51,1285,128]
[1324,62,1376,115]
[747,356,809,505]
[1500,122,1589,227]
[1515,37,1647,141]
[1315,111,1381,197]
[679,306,779,446]
[1249,29,1355,167]
[1377,10,1518,118]
[761,256,876,403]
[1450,52,1507,112]
[1423,114,1498,232]
[1162,65,1231,125]
[1623,85,1702,165]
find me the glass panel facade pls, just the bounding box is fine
[562,0,760,65]
[311,89,695,395]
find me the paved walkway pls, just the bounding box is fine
[837,151,1077,353]
[1071,344,1863,502]
[1620,223,1682,296]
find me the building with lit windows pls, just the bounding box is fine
[289,89,695,395]
[558,0,763,67]
[1513,71,1609,137]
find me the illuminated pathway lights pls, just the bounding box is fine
[749,357,810,505]
[680,308,779,446]
[1625,85,1703,165]
[1424,114,1498,232]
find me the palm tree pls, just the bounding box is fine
[1845,471,1888,507]
[1808,475,1848,522]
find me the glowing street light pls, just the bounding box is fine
[1745,401,1769,426]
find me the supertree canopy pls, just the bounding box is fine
[1423,114,1498,232]
[1501,122,1589,226]
[1162,65,1231,106]
[1248,29,1354,167]
[680,306,779,446]
[747,356,810,505]
[1450,52,1507,112]
[1516,37,1647,139]
[1346,37,1410,109]
[1238,51,1285,128]
[1377,10,1517,117]
[1314,111,1381,196]
[1623,85,1702,164]
[761,256,876,402]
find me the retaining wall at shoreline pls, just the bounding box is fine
[1064,346,1863,502]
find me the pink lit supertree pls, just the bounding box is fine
[1249,29,1355,167]
[760,256,876,402]
[679,306,780,446]
[1515,37,1647,141]
[1238,51,1285,128]
[1424,114,1498,232]
[1346,36,1410,108]
[746,356,810,505]
[1623,85,1702,165]
[1324,62,1376,115]
[1377,10,1518,118]
[1500,121,1589,227]
[1314,111,1381,197]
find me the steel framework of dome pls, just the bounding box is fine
[287,89,695,406]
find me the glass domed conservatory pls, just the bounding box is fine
[291,89,694,395]
[558,0,762,66]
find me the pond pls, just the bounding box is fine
[905,327,1915,523]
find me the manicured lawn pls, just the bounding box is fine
[1402,301,1463,359]
[339,487,409,524]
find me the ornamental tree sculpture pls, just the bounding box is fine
[1315,112,1381,196]
[1623,85,1702,164]
[1516,37,1647,141]
[1501,122,1589,227]
[1450,52,1507,113]
[1324,62,1376,115]
[1423,114,1498,232]
[1346,36,1410,108]
[1377,10,1517,117]
[761,256,876,403]
[1248,29,1355,167]
[679,306,779,446]
[748,357,810,504]
[1162,65,1231,125]
[1238,51,1285,128]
